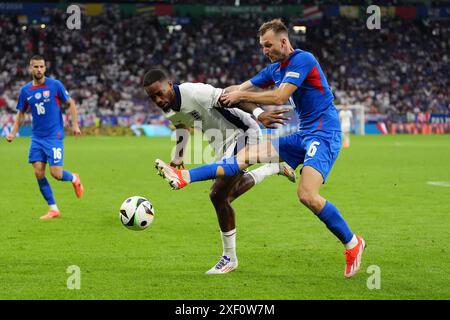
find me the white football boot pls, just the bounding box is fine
[278,162,297,183]
[205,255,238,274]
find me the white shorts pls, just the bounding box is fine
[217,128,261,161]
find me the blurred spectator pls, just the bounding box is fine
[0,6,448,128]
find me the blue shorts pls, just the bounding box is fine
[272,131,341,182]
[29,138,64,166]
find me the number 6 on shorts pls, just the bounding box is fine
[307,141,320,157]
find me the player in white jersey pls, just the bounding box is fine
[339,105,353,148]
[143,69,295,274]
[163,81,261,161]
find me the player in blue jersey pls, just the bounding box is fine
[155,19,365,278]
[6,55,84,220]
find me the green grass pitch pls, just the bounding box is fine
[1,135,449,299]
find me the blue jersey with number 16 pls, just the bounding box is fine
[16,77,70,140]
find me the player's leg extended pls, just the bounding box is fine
[155,156,247,190]
[206,174,243,274]
[227,164,297,203]
[246,162,297,185]
[226,139,297,197]
[233,139,296,186]
[298,166,365,278]
[33,161,60,220]
[155,140,280,189]
[49,166,84,198]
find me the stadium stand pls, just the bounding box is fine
[0,3,448,132]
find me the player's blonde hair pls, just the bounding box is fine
[258,19,289,37]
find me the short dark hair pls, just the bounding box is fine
[143,69,168,87]
[30,55,45,62]
[258,19,289,37]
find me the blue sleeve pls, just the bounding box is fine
[282,52,316,87]
[56,80,70,103]
[250,65,275,89]
[16,88,28,112]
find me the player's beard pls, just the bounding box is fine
[33,73,44,82]
[165,90,178,112]
[268,50,284,63]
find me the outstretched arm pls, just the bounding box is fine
[224,80,255,93]
[221,100,290,129]
[221,81,290,128]
[6,111,25,142]
[221,82,298,106]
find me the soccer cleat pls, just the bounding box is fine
[72,173,84,198]
[40,209,61,220]
[344,235,366,278]
[155,159,188,190]
[206,255,238,274]
[278,162,297,183]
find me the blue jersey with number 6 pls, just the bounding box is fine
[250,49,342,182]
[16,77,70,140]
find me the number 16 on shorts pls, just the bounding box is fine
[52,147,63,165]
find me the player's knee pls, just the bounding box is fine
[227,194,236,204]
[34,169,45,180]
[209,189,228,205]
[297,189,316,209]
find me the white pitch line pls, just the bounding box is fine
[427,181,450,187]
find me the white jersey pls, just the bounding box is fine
[339,109,352,132]
[164,82,261,159]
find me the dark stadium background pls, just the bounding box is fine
[1,0,448,137]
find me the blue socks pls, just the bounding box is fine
[189,157,242,182]
[61,170,74,182]
[37,177,56,205]
[37,172,74,207]
[318,201,354,244]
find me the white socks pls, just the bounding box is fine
[247,163,280,185]
[345,234,358,249]
[49,204,59,211]
[221,229,237,261]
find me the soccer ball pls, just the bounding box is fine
[119,196,154,231]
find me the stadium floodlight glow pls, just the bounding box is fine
[41,24,46,29]
[293,25,307,34]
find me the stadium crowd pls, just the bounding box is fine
[0,6,448,128]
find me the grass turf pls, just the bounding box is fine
[0,135,449,299]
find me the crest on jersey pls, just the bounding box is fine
[35,92,42,99]
[190,110,202,121]
[43,90,50,98]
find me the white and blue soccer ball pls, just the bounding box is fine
[119,196,154,231]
